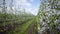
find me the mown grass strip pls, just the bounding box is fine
[19,18,35,34]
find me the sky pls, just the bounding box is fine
[13,0,41,15]
[0,0,41,15]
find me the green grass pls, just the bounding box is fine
[19,18,35,34]
[7,18,36,34]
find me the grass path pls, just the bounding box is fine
[19,18,35,34]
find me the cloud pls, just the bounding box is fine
[30,0,34,2]
[13,0,38,15]
[29,7,39,15]
[13,0,31,8]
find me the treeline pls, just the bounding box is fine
[0,0,35,34]
[37,0,60,34]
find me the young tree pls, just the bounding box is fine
[2,0,6,26]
